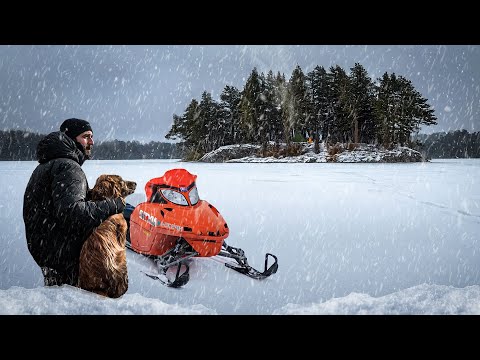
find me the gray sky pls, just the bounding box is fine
[1,45,479,143]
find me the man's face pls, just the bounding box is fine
[75,130,94,157]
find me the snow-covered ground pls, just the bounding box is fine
[1,159,480,314]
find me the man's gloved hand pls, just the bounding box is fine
[114,197,126,213]
[86,189,93,201]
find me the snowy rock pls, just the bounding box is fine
[198,144,261,163]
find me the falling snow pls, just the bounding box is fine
[1,45,479,314]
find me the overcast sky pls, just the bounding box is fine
[1,45,479,143]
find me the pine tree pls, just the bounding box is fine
[199,91,221,153]
[165,98,202,157]
[288,65,309,142]
[345,63,375,144]
[239,68,263,143]
[274,72,288,144]
[306,65,329,153]
[219,85,241,145]
[374,72,437,147]
[325,65,349,144]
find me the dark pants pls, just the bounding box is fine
[41,266,78,286]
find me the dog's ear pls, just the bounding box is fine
[112,181,123,198]
[94,175,108,188]
[107,175,122,182]
[96,180,114,198]
[93,175,126,198]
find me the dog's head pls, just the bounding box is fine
[90,174,137,200]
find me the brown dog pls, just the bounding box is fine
[78,175,137,298]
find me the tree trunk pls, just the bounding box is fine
[354,118,359,144]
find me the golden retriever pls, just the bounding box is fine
[78,174,137,298]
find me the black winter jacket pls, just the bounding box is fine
[23,131,124,281]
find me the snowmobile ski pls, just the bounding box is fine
[217,242,278,280]
[127,237,193,288]
[141,263,190,288]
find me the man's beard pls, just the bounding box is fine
[84,145,93,159]
[74,141,92,159]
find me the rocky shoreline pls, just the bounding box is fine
[198,143,425,163]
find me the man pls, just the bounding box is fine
[23,118,126,287]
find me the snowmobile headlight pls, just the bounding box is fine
[161,189,188,206]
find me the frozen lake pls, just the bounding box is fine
[1,159,479,314]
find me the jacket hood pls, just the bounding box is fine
[36,131,87,165]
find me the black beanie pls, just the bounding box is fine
[60,118,93,140]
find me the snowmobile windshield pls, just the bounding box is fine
[155,181,199,206]
[189,186,199,205]
[159,186,199,206]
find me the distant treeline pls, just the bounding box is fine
[0,130,184,161]
[1,128,479,161]
[415,130,480,158]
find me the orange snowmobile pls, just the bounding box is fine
[123,168,278,287]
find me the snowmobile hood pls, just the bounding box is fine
[145,168,197,201]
